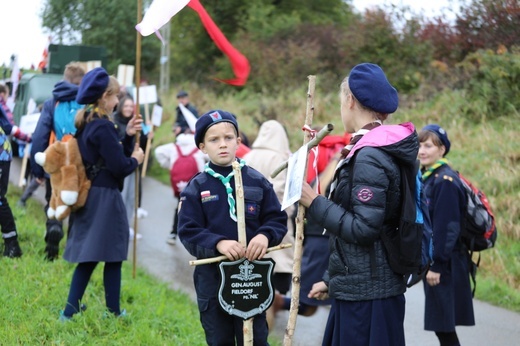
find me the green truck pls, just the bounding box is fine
[12,44,107,125]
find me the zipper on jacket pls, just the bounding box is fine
[335,238,349,273]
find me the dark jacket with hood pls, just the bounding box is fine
[307,122,419,301]
[30,81,79,178]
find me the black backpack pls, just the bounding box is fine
[349,157,433,283]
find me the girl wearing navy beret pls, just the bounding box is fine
[299,63,418,345]
[59,68,144,321]
[419,125,474,345]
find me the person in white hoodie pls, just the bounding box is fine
[155,126,206,244]
[243,119,295,330]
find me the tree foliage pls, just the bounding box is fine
[41,0,160,76]
[38,0,519,103]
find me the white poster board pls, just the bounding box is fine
[281,144,308,210]
[131,85,158,105]
[27,98,37,115]
[151,104,163,127]
[19,113,41,134]
[117,64,135,87]
[78,60,102,72]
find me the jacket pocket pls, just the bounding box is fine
[197,297,210,313]
[334,238,350,274]
[244,186,263,220]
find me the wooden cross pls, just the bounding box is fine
[189,161,292,345]
[270,76,333,346]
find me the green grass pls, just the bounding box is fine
[2,185,207,345]
[2,185,284,345]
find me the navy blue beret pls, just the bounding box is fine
[348,63,398,114]
[76,67,109,105]
[422,124,451,156]
[194,110,239,147]
[176,90,188,98]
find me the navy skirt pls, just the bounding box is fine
[64,186,129,263]
[322,295,406,346]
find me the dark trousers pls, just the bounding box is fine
[20,177,41,203]
[0,161,16,236]
[171,202,179,235]
[44,178,62,231]
[195,265,269,346]
[63,261,123,317]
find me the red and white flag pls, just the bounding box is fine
[37,36,52,71]
[136,0,250,86]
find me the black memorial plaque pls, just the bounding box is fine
[218,258,275,320]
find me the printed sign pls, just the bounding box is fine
[131,85,158,105]
[117,64,135,87]
[19,113,41,134]
[151,104,163,127]
[78,60,102,73]
[281,144,308,210]
[218,258,275,320]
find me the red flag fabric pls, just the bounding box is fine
[187,0,250,86]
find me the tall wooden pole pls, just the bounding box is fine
[233,161,254,345]
[132,0,143,279]
[283,75,316,346]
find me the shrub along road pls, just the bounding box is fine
[10,157,520,345]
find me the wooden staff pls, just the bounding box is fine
[284,75,316,346]
[233,161,254,346]
[270,123,334,179]
[189,163,293,342]
[189,243,293,266]
[132,0,143,279]
[18,143,31,187]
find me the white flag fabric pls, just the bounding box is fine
[179,103,197,132]
[135,0,190,36]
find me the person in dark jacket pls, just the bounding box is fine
[58,67,144,321]
[299,63,419,346]
[30,62,85,261]
[112,94,149,240]
[174,90,199,135]
[419,124,474,346]
[0,103,31,258]
[178,110,287,345]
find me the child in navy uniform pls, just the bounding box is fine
[0,97,31,258]
[59,67,144,321]
[178,110,287,346]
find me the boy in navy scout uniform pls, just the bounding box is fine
[178,110,287,346]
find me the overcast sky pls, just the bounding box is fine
[3,0,459,70]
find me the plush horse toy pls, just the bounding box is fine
[35,138,91,221]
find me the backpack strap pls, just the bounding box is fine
[74,128,107,185]
[174,144,198,158]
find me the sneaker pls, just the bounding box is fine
[58,304,87,322]
[166,233,177,245]
[17,200,26,208]
[129,228,142,240]
[137,208,148,218]
[3,238,23,258]
[45,224,64,261]
[103,309,127,319]
[59,311,72,322]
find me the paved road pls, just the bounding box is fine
[10,157,520,345]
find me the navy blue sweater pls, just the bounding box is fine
[178,161,287,259]
[76,117,137,189]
